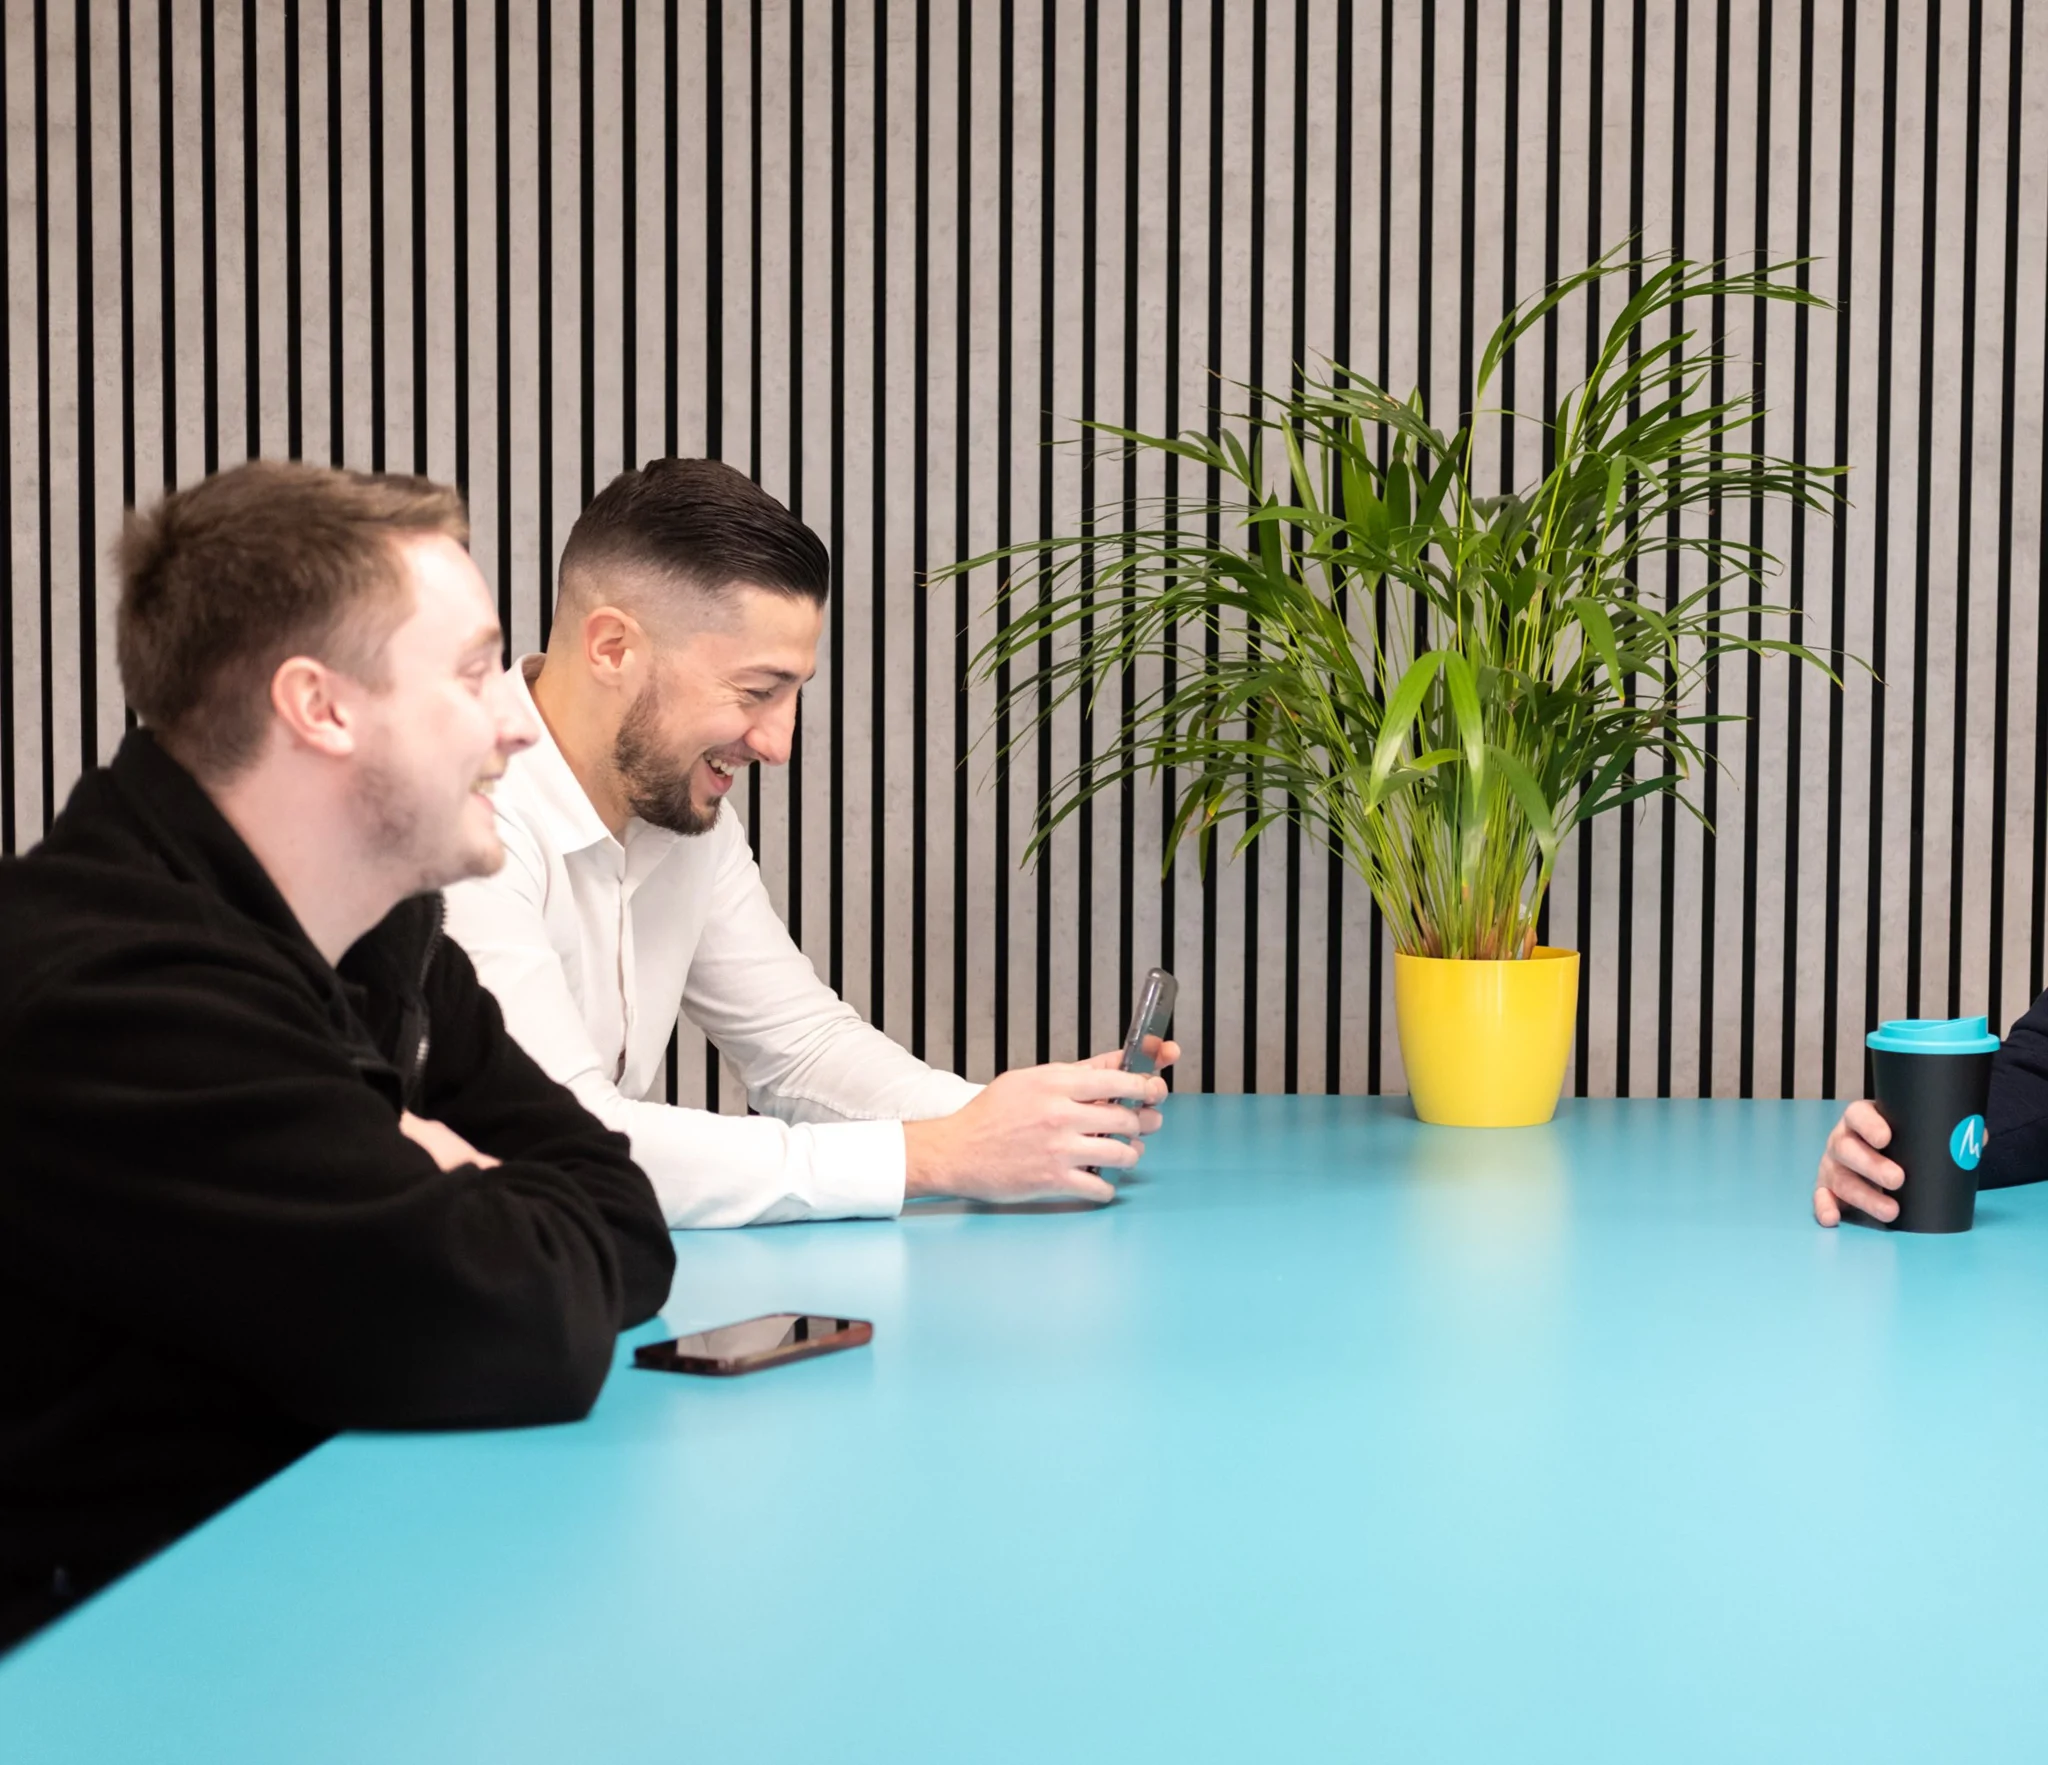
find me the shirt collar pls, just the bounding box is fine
[506,655,620,858]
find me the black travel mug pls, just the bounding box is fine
[1865,1016,1999,1234]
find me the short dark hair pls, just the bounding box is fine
[555,459,831,623]
[117,460,470,781]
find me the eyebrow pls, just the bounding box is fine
[739,667,813,687]
[463,625,505,657]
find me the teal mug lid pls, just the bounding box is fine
[1866,1015,2001,1055]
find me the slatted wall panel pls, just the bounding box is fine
[4,0,2045,1103]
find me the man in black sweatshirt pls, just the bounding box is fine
[0,462,675,1650]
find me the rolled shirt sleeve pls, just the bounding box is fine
[445,746,978,1228]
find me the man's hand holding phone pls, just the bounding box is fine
[901,1045,1182,1204]
[903,968,1180,1206]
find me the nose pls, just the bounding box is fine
[490,667,542,754]
[746,698,798,768]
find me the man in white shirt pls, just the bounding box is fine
[445,458,1179,1227]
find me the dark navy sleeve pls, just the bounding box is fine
[1978,990,2048,1190]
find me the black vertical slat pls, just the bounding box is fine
[699,0,716,459]
[1158,0,1183,1090]
[33,0,54,833]
[241,0,259,464]
[452,0,469,497]
[1615,0,1645,1098]
[950,0,971,1073]
[1696,0,1728,1099]
[828,0,846,1000]
[744,0,764,879]
[1944,0,1983,1019]
[785,0,806,951]
[1075,0,1097,1061]
[1032,0,1054,1066]
[1283,0,1306,1094]
[410,0,426,474]
[1820,0,1857,1095]
[327,0,343,465]
[367,0,385,469]
[1326,0,1355,1095]
[1532,0,1558,976]
[577,0,592,508]
[1903,0,1944,1018]
[1199,0,1223,1095]
[1862,0,1902,1089]
[493,0,511,639]
[74,0,97,769]
[1737,0,1773,1099]
[1657,0,1689,1098]
[1241,0,1265,1096]
[1573,0,1605,1097]
[1456,0,1477,424]
[868,0,888,1033]
[284,0,303,462]
[1369,0,1395,1091]
[1414,0,1435,766]
[1116,0,1139,1047]
[681,5,720,1115]
[1780,0,1816,1097]
[664,0,678,454]
[2034,249,2048,1001]
[910,0,930,1060]
[1416,0,1433,422]
[1986,0,2024,1031]
[198,0,218,475]
[991,0,1012,1073]
[536,0,554,646]
[1498,0,1519,485]
[872,0,888,1036]
[1277,0,1310,1089]
[118,0,138,555]
[622,1,638,454]
[663,11,685,1160]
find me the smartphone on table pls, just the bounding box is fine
[633,1314,872,1377]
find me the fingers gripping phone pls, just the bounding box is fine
[1120,968,1178,1086]
[633,1314,872,1377]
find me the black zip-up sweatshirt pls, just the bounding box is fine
[0,731,675,1648]
[1984,991,2048,1190]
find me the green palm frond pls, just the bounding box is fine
[932,247,1853,961]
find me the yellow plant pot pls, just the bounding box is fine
[1393,946,1580,1126]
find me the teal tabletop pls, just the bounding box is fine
[4,1096,2046,1763]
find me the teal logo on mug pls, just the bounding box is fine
[1951,1114,1988,1171]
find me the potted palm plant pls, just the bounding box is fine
[943,251,1842,1125]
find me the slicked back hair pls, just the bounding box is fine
[554,458,831,629]
[117,459,470,782]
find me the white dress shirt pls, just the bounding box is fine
[443,657,980,1228]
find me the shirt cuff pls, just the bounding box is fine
[802,1117,911,1219]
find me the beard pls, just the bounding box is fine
[351,749,502,895]
[614,682,720,836]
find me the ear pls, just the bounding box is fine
[269,655,358,759]
[580,605,654,689]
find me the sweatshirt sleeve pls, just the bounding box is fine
[1980,989,2048,1190]
[0,934,675,1432]
[412,929,675,1322]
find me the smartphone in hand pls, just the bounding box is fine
[1120,967,1178,1081]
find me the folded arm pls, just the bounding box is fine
[0,940,672,1431]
